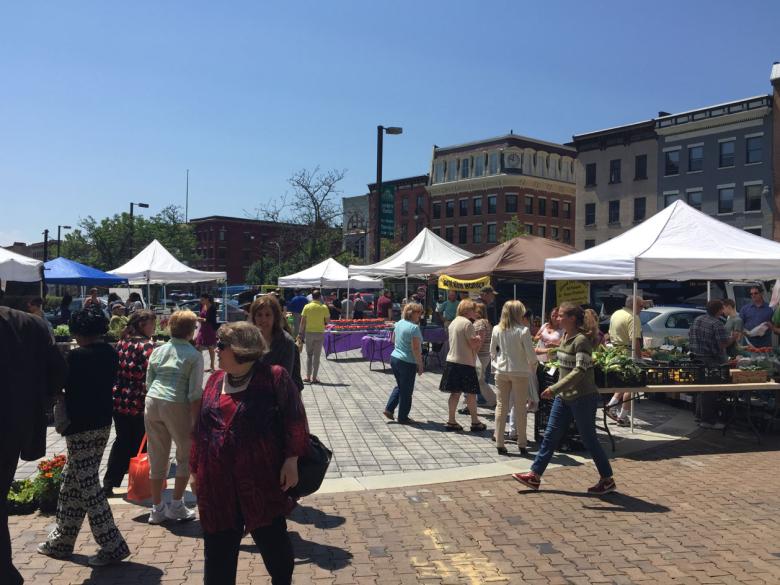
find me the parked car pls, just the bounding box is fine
[177,299,247,323]
[638,306,706,347]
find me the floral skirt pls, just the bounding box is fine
[439,361,480,394]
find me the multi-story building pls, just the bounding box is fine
[189,216,308,283]
[655,95,773,238]
[342,194,369,262]
[572,120,658,249]
[3,240,57,261]
[366,174,429,260]
[426,134,576,254]
[770,62,780,240]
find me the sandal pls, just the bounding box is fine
[470,422,487,432]
[444,421,463,431]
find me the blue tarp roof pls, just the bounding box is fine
[43,257,129,285]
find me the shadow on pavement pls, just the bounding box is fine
[239,531,353,571]
[624,430,780,462]
[310,382,351,387]
[291,505,346,529]
[59,557,164,583]
[518,489,671,514]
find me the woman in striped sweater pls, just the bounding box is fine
[513,302,616,495]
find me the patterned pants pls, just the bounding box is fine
[45,427,129,558]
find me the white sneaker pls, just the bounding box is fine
[148,503,168,525]
[165,501,196,522]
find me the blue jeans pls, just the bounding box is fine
[531,393,613,479]
[385,357,417,421]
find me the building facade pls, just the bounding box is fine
[572,120,658,250]
[342,194,369,262]
[189,216,308,283]
[426,134,576,254]
[3,240,57,261]
[366,174,429,260]
[770,62,780,240]
[656,95,773,238]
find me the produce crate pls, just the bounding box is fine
[641,364,699,385]
[730,368,768,384]
[533,398,584,451]
[698,365,730,384]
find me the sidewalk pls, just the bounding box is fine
[10,431,780,584]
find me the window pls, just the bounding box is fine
[488,152,499,175]
[525,223,534,234]
[460,158,470,179]
[609,159,621,183]
[584,239,596,249]
[434,161,445,183]
[472,224,482,243]
[745,183,762,212]
[718,187,734,214]
[562,228,571,244]
[665,311,700,330]
[608,200,620,224]
[445,227,454,242]
[688,145,704,172]
[459,199,468,216]
[562,201,571,219]
[506,194,518,213]
[687,189,702,210]
[400,223,407,240]
[585,163,597,186]
[219,230,225,241]
[474,154,485,177]
[664,192,680,207]
[719,140,735,167]
[634,154,647,180]
[664,150,680,175]
[432,201,441,219]
[551,226,559,240]
[416,194,425,212]
[746,136,762,164]
[585,203,596,226]
[445,200,454,218]
[487,223,497,243]
[473,197,482,215]
[524,195,534,214]
[401,197,408,215]
[433,227,441,237]
[745,226,762,237]
[218,248,226,259]
[551,200,559,217]
[447,160,458,181]
[487,195,497,214]
[458,226,468,244]
[634,197,646,222]
[538,198,546,216]
[538,225,546,238]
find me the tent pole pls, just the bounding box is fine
[631,279,638,433]
[405,275,408,303]
[223,281,228,322]
[706,281,711,302]
[346,282,350,319]
[513,283,517,300]
[541,279,548,329]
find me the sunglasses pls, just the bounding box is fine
[216,340,228,350]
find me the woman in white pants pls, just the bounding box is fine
[490,300,538,455]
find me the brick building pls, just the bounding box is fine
[771,62,780,240]
[426,134,576,254]
[366,174,430,260]
[3,240,57,261]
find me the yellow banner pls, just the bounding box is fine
[556,280,590,305]
[438,274,491,292]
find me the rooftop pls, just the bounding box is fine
[433,133,575,157]
[655,94,771,130]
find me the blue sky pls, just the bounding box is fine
[1,0,778,245]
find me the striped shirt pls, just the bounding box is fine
[548,333,597,401]
[146,338,204,404]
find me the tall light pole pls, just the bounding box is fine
[375,125,403,262]
[129,202,150,257]
[270,241,282,267]
[56,225,72,258]
[42,229,50,263]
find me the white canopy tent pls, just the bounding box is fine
[108,239,227,315]
[0,248,43,283]
[348,228,473,299]
[278,258,383,289]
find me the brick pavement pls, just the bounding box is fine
[10,431,780,584]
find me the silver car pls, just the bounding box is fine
[177,299,247,323]
[639,306,706,347]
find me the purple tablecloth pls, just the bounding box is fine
[361,335,394,366]
[324,330,389,356]
[422,326,447,344]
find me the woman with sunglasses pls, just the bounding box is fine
[248,295,304,392]
[513,302,616,495]
[191,322,310,585]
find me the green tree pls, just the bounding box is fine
[62,205,196,271]
[500,215,527,243]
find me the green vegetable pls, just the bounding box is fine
[53,324,70,338]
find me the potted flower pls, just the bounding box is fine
[33,454,67,514]
[53,324,71,343]
[7,479,38,515]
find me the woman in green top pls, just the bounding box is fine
[513,302,616,495]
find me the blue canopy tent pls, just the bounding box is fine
[44,257,129,285]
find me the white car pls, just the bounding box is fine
[177,299,247,323]
[639,306,706,347]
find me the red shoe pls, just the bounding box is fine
[512,471,540,490]
[587,477,616,495]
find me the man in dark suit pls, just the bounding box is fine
[0,306,66,585]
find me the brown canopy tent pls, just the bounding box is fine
[438,236,576,280]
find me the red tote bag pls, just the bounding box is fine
[127,435,166,502]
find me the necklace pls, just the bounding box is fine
[227,366,254,388]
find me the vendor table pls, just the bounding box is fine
[361,335,394,370]
[324,330,389,358]
[596,382,780,450]
[421,326,447,344]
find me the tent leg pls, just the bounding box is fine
[631,279,639,433]
[346,283,350,319]
[405,276,408,304]
[541,279,548,328]
[706,281,711,302]
[513,283,517,300]
[223,282,228,322]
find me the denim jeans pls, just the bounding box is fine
[531,393,613,479]
[385,357,417,421]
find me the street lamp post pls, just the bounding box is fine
[56,225,72,258]
[129,202,150,257]
[42,229,50,263]
[270,241,282,267]
[375,125,403,262]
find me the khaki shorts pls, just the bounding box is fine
[144,396,192,480]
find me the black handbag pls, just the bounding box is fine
[290,433,333,498]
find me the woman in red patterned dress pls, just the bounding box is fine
[190,322,310,585]
[102,310,156,496]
